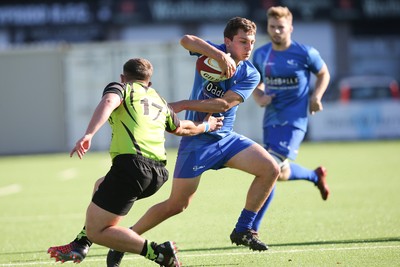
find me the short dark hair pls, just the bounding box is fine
[223,17,257,40]
[123,58,153,81]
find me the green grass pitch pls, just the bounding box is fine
[0,141,399,266]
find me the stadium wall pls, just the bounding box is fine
[0,24,337,155]
[1,41,263,155]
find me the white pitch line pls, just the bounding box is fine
[182,244,400,258]
[0,184,21,197]
[1,244,399,266]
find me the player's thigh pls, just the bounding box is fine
[225,143,278,176]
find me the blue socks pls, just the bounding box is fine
[235,185,276,233]
[235,209,258,233]
[289,162,318,184]
[235,162,318,232]
[236,163,317,233]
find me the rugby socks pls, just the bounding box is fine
[74,226,93,247]
[140,240,157,260]
[235,209,258,233]
[251,185,276,232]
[288,162,318,184]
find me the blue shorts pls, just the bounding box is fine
[263,124,305,161]
[174,132,255,178]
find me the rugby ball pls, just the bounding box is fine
[196,55,228,82]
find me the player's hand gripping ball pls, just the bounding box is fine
[196,55,229,82]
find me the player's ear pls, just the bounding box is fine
[120,74,125,83]
[224,36,232,47]
[148,81,152,87]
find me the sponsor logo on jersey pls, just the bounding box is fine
[265,76,299,90]
[287,59,298,67]
[204,81,225,98]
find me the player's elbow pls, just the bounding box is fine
[216,99,235,113]
[219,104,231,113]
[180,35,195,48]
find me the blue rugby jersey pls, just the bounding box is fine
[184,41,260,139]
[252,41,325,131]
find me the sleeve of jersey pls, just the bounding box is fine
[165,103,181,133]
[307,47,325,74]
[102,82,124,100]
[230,63,261,102]
[189,41,223,57]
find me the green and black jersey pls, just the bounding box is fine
[103,82,180,162]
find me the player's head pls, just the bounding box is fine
[223,17,257,61]
[121,58,153,86]
[266,6,293,48]
[224,17,257,40]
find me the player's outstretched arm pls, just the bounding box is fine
[173,114,224,136]
[170,90,242,115]
[70,93,120,159]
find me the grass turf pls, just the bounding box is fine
[0,141,399,266]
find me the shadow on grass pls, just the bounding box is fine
[0,246,106,264]
[180,236,400,252]
[2,236,399,264]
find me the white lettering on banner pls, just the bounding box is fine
[363,0,400,17]
[282,0,331,19]
[308,101,400,140]
[150,0,248,20]
[0,3,91,26]
[0,5,46,25]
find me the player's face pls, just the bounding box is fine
[267,17,292,48]
[225,29,256,62]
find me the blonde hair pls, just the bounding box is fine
[267,6,293,23]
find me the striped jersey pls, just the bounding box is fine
[103,82,180,162]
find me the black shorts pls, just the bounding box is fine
[92,154,169,216]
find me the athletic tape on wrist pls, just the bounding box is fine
[203,121,210,132]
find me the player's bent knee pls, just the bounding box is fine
[165,200,190,216]
[85,202,113,243]
[272,165,280,181]
[169,204,188,215]
[85,218,101,242]
[85,220,110,244]
[85,225,99,243]
[265,159,280,180]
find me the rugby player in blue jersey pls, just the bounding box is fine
[251,6,331,233]
[106,16,280,266]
